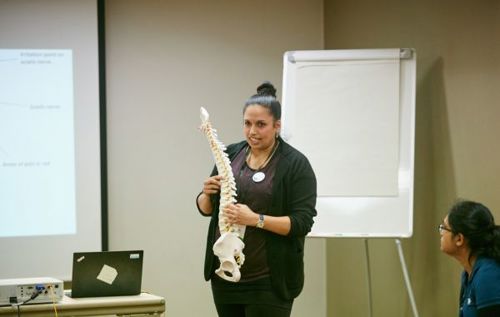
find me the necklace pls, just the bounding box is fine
[245,140,280,183]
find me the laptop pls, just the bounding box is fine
[70,250,144,298]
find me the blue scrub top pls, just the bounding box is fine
[459,257,500,317]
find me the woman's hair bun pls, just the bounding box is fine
[256,81,276,97]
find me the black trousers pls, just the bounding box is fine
[211,275,293,317]
[215,303,292,317]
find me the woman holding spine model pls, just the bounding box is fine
[196,82,317,317]
[439,200,500,317]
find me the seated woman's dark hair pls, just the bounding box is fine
[448,200,500,262]
[244,81,281,121]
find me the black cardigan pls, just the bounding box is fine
[199,137,317,300]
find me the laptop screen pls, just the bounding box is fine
[70,250,143,298]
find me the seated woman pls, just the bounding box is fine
[439,200,500,317]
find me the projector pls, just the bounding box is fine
[0,277,64,306]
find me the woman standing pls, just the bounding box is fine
[196,82,317,317]
[439,200,500,317]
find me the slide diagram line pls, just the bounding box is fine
[0,102,29,108]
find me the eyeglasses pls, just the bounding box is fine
[438,224,452,234]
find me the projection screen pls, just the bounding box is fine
[0,0,104,280]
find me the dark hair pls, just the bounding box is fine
[448,200,500,262]
[244,81,281,121]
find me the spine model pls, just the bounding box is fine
[199,107,246,282]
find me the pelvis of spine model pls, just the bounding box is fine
[200,107,246,282]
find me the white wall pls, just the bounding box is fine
[104,1,325,316]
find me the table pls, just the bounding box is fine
[0,292,165,317]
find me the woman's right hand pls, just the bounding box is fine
[197,175,222,216]
[202,175,222,196]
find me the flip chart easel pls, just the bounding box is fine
[282,48,418,317]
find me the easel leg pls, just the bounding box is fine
[364,238,373,317]
[395,239,420,317]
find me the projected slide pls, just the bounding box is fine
[0,49,76,237]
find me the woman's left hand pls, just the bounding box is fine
[224,203,258,226]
